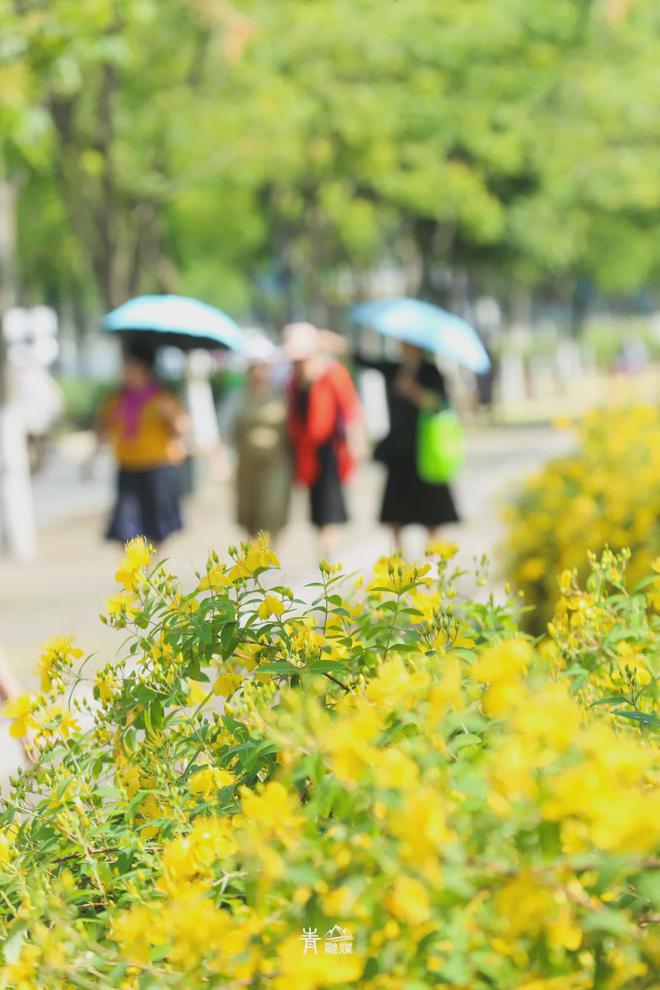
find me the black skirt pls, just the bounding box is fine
[309,442,348,529]
[380,454,459,528]
[106,465,183,544]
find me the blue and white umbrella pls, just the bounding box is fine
[103,295,242,352]
[352,297,491,373]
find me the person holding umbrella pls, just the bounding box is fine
[355,342,459,550]
[352,298,491,551]
[90,338,190,546]
[93,294,242,546]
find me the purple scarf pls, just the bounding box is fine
[112,381,161,440]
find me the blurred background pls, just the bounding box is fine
[1,0,659,703]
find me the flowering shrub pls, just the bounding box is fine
[1,536,659,989]
[504,405,660,629]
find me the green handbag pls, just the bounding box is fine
[416,407,465,484]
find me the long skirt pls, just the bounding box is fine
[380,454,459,528]
[309,442,348,529]
[106,465,183,544]
[236,452,292,538]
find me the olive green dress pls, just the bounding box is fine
[235,391,292,538]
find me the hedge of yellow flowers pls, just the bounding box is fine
[504,405,660,630]
[0,536,658,990]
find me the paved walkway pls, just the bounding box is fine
[0,424,571,781]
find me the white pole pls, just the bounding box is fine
[0,402,38,559]
[0,180,38,559]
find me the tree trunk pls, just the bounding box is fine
[413,217,438,301]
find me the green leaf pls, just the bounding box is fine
[307,660,349,674]
[257,661,299,674]
[612,709,660,729]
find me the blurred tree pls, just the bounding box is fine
[3,0,660,328]
[3,0,248,310]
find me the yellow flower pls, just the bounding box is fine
[371,747,419,790]
[187,679,211,706]
[228,534,279,581]
[272,933,363,990]
[289,618,325,655]
[258,593,286,620]
[37,635,82,693]
[3,693,38,738]
[188,765,236,800]
[94,670,119,706]
[0,825,16,865]
[365,655,429,710]
[117,764,141,799]
[240,780,304,840]
[367,556,431,595]
[2,943,41,987]
[489,737,537,814]
[198,562,232,592]
[426,654,463,720]
[111,904,154,964]
[320,701,381,783]
[386,875,431,924]
[106,590,139,619]
[519,557,545,582]
[390,786,454,862]
[115,536,153,591]
[558,569,574,594]
[213,672,243,698]
[409,588,441,623]
[35,705,80,740]
[471,638,533,716]
[512,683,581,752]
[471,638,533,685]
[425,540,458,560]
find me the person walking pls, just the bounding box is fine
[234,332,292,542]
[356,342,459,550]
[90,339,189,546]
[283,322,362,559]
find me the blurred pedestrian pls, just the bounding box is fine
[613,339,648,375]
[12,361,63,474]
[356,342,459,551]
[283,322,362,559]
[234,332,292,542]
[88,340,189,546]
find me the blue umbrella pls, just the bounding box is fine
[103,294,242,351]
[352,297,491,373]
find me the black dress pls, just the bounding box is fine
[357,356,460,528]
[296,387,348,528]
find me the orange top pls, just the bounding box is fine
[288,362,361,486]
[101,389,187,470]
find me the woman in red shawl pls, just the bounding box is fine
[283,323,362,558]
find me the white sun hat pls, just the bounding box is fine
[281,321,321,361]
[243,329,279,364]
[230,328,279,369]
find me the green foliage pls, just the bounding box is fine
[5,1,660,316]
[57,376,116,430]
[0,539,658,988]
